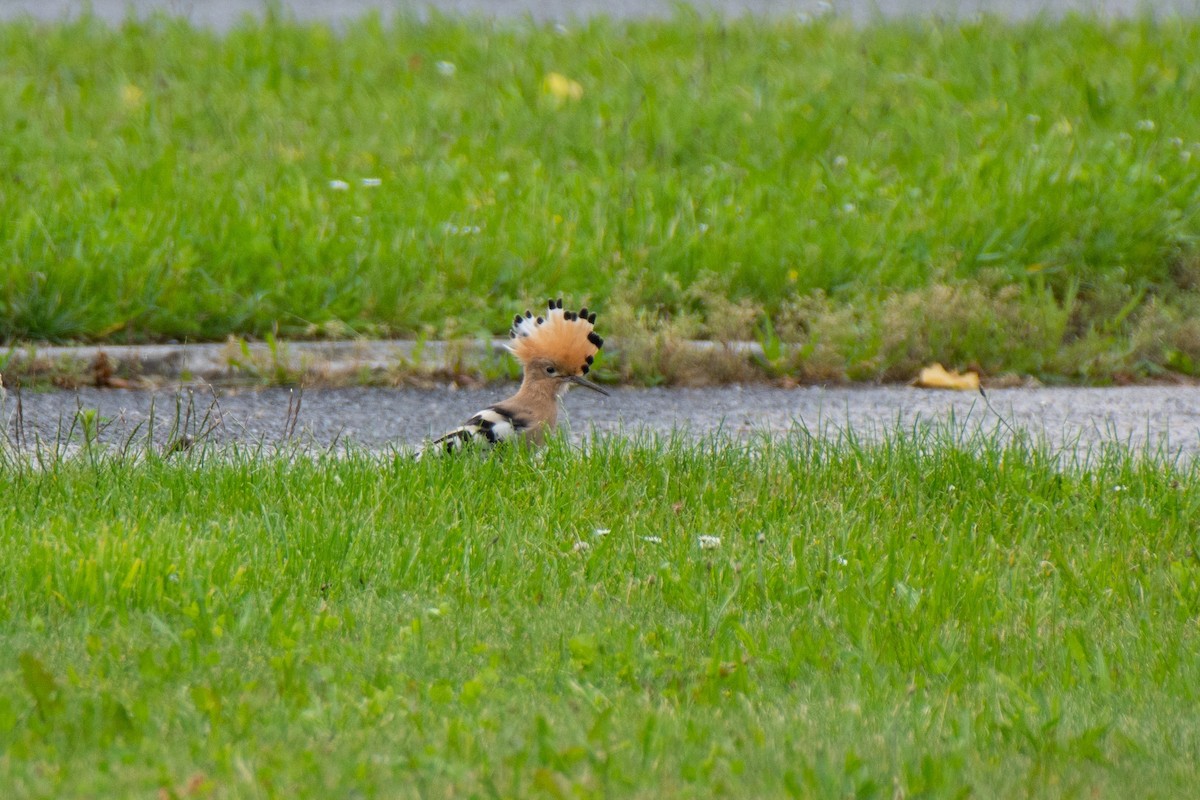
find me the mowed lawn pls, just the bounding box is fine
[2,13,1200,381]
[1,434,1199,797]
[3,10,1200,797]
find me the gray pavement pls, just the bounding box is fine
[1,0,1197,27]
[4,384,1199,459]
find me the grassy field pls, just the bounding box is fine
[1,432,1199,797]
[2,12,1200,382]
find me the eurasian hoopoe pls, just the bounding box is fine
[417,299,608,457]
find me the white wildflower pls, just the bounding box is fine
[328,179,350,191]
[436,61,457,77]
[1113,484,1127,493]
[641,536,662,544]
[1135,119,1156,132]
[1026,114,1041,124]
[1169,137,1184,148]
[361,177,382,187]
[836,556,848,566]
[593,528,610,537]
[441,223,482,235]
[572,540,591,553]
[698,535,722,550]
[833,154,848,168]
[841,203,857,214]
[698,223,709,234]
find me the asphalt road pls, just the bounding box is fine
[1,0,1197,27]
[5,384,1199,459]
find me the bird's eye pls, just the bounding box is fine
[545,366,557,375]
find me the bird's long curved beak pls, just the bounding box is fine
[569,374,610,396]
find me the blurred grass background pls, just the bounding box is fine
[1,11,1198,381]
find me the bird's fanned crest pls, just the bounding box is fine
[508,298,604,376]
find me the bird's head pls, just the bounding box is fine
[523,355,609,396]
[508,299,609,396]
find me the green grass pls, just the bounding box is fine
[2,11,1200,381]
[2,433,1199,797]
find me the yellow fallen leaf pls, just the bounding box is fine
[120,83,144,109]
[542,72,583,103]
[915,363,980,391]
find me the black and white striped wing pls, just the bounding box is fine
[416,407,529,459]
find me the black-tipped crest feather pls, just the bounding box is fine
[508,300,604,374]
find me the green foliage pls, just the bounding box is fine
[1,434,1198,796]
[0,12,1198,381]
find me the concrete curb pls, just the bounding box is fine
[1,338,770,385]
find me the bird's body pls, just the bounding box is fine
[418,299,606,458]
